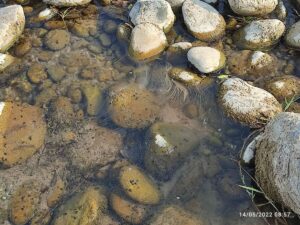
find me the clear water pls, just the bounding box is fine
[0,0,299,224]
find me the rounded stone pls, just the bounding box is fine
[108,84,160,129]
[0,5,25,53]
[52,187,107,225]
[219,78,282,128]
[233,19,285,50]
[264,75,300,102]
[187,47,226,73]
[285,20,300,49]
[43,0,91,6]
[110,193,148,224]
[44,29,70,51]
[149,206,203,225]
[129,23,168,61]
[14,38,32,57]
[228,0,278,16]
[119,165,161,205]
[182,0,225,41]
[255,112,300,214]
[27,63,48,84]
[129,0,175,33]
[0,53,15,73]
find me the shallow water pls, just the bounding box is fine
[0,0,300,225]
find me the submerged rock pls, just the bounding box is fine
[0,53,15,73]
[233,19,285,50]
[80,82,103,116]
[110,193,148,224]
[144,122,201,180]
[52,187,107,225]
[68,123,122,172]
[219,78,282,128]
[264,75,300,102]
[0,5,25,53]
[227,50,278,79]
[187,47,226,73]
[27,63,48,84]
[149,206,203,225]
[108,84,160,129]
[43,0,91,6]
[285,20,300,49]
[44,29,70,51]
[182,0,225,41]
[129,0,175,33]
[0,102,47,168]
[119,165,161,205]
[129,23,168,61]
[255,112,300,214]
[228,0,278,16]
[9,181,41,225]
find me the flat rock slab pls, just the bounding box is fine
[0,5,25,53]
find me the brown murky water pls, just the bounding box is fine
[0,0,300,225]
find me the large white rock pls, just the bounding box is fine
[182,0,225,41]
[233,19,285,50]
[187,47,226,73]
[228,0,278,16]
[219,78,282,128]
[129,0,175,33]
[255,112,300,214]
[129,23,168,61]
[285,20,300,49]
[43,0,91,6]
[0,5,25,53]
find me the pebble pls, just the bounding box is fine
[47,65,66,82]
[119,165,161,205]
[0,5,25,53]
[129,23,168,61]
[43,0,92,6]
[182,0,225,41]
[108,83,160,128]
[219,78,282,128]
[99,33,112,47]
[187,47,226,73]
[228,0,278,16]
[285,20,300,49]
[129,0,175,33]
[264,75,300,102]
[51,187,107,225]
[44,29,71,51]
[110,193,148,224]
[80,82,103,116]
[149,206,203,225]
[14,38,32,57]
[27,63,48,84]
[233,19,285,50]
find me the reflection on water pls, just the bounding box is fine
[0,0,299,225]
